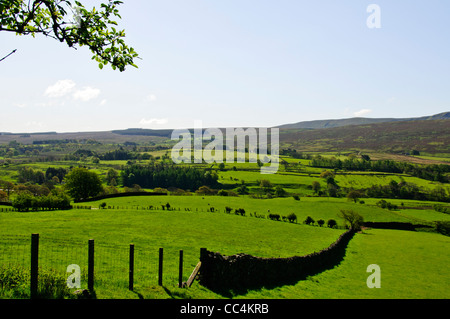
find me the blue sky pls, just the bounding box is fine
[1,0,449,133]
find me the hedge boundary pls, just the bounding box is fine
[73,191,167,203]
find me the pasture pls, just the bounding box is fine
[1,194,449,299]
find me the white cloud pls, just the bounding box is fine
[146,94,157,101]
[43,80,101,103]
[99,99,107,106]
[15,103,26,108]
[44,79,76,98]
[73,87,101,102]
[140,118,168,125]
[353,109,373,117]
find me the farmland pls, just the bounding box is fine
[0,121,449,300]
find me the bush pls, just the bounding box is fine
[218,189,228,196]
[268,213,281,221]
[287,213,297,223]
[327,219,337,228]
[317,219,325,227]
[434,204,449,214]
[304,216,315,225]
[0,265,72,299]
[435,221,450,236]
[292,195,300,201]
[376,199,398,210]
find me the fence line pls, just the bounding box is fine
[0,234,199,298]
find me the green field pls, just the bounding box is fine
[1,135,449,300]
[1,194,449,299]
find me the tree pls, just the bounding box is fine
[338,209,364,231]
[304,216,315,225]
[259,179,273,193]
[347,190,362,203]
[275,185,286,197]
[105,168,118,186]
[287,213,297,223]
[12,190,33,212]
[0,0,139,71]
[327,219,337,228]
[311,181,321,194]
[0,190,8,201]
[64,167,103,201]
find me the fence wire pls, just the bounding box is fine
[0,234,198,293]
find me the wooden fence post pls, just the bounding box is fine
[178,250,183,288]
[129,244,135,291]
[30,233,39,299]
[158,248,163,286]
[88,239,95,292]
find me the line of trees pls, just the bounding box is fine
[12,189,71,212]
[311,156,449,183]
[121,163,220,190]
[17,167,67,185]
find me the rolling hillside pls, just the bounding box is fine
[1,112,448,158]
[276,112,450,129]
[280,119,450,155]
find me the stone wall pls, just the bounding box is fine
[199,228,355,292]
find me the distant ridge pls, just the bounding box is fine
[276,112,450,129]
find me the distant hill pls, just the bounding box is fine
[276,112,450,129]
[0,112,448,157]
[279,118,450,155]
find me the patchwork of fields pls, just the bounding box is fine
[1,194,449,299]
[1,138,449,299]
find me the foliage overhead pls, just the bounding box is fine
[0,0,139,71]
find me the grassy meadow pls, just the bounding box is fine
[1,137,449,299]
[1,193,450,299]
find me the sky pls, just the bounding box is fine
[1,0,449,133]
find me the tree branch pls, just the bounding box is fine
[0,49,17,62]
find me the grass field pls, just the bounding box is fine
[1,139,449,300]
[1,194,449,299]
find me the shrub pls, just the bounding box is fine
[0,265,72,299]
[196,186,215,195]
[287,213,297,223]
[268,213,281,221]
[434,204,449,214]
[376,199,398,210]
[327,219,337,228]
[304,216,315,225]
[292,195,300,201]
[225,206,232,214]
[435,221,450,236]
[317,219,325,227]
[218,189,228,196]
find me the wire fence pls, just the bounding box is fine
[0,234,199,296]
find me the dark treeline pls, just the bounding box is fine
[311,156,449,183]
[366,180,449,202]
[17,167,68,185]
[121,163,220,190]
